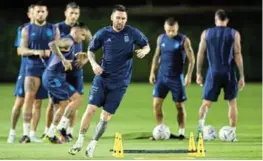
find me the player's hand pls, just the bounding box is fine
[91,63,103,75]
[149,73,156,85]
[135,49,147,59]
[196,74,203,87]
[184,74,192,87]
[75,52,88,60]
[238,77,245,91]
[62,59,73,71]
[75,58,88,68]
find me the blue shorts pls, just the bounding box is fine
[203,71,238,102]
[42,71,76,104]
[153,74,187,102]
[88,76,128,114]
[66,68,84,95]
[25,65,45,77]
[14,74,48,99]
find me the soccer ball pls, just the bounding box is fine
[152,124,171,140]
[219,126,236,142]
[203,125,217,141]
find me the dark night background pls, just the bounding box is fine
[0,0,261,82]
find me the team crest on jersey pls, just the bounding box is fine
[161,43,165,47]
[174,42,180,49]
[31,32,36,37]
[124,35,129,42]
[46,29,53,37]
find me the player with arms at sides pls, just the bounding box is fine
[7,4,45,143]
[149,17,195,140]
[69,4,150,158]
[195,9,245,141]
[18,1,60,143]
[42,22,88,144]
[42,2,92,140]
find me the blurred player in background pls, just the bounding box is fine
[42,2,92,141]
[149,17,195,140]
[195,9,245,140]
[43,22,88,144]
[18,2,60,143]
[8,4,44,143]
[69,5,150,158]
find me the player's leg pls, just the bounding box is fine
[168,75,187,139]
[69,76,105,155]
[8,75,25,143]
[224,71,238,136]
[69,104,98,154]
[8,96,24,143]
[20,76,41,143]
[84,85,127,158]
[56,92,82,142]
[42,98,53,138]
[66,74,84,139]
[45,101,67,144]
[176,102,186,138]
[196,72,221,140]
[67,110,78,140]
[29,99,42,142]
[152,76,169,125]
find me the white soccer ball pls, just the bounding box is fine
[152,124,171,140]
[203,125,217,141]
[219,126,236,142]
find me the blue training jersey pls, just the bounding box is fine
[14,22,30,75]
[88,25,149,84]
[158,33,186,77]
[25,23,56,67]
[205,26,236,73]
[47,35,77,76]
[56,21,83,75]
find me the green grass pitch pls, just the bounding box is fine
[0,83,261,159]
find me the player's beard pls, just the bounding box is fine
[36,19,46,25]
[116,23,124,31]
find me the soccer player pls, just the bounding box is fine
[42,2,92,140]
[195,9,245,140]
[69,5,150,158]
[7,4,45,143]
[18,2,60,143]
[149,17,195,140]
[42,22,88,143]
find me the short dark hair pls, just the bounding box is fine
[165,17,178,26]
[215,9,228,21]
[28,4,34,11]
[112,4,127,13]
[34,1,48,8]
[66,2,80,9]
[72,22,87,30]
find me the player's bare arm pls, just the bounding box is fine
[196,30,207,86]
[149,35,161,84]
[18,28,44,56]
[234,31,245,90]
[48,38,74,71]
[88,50,103,75]
[184,37,195,86]
[135,45,150,59]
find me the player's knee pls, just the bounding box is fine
[13,97,24,109]
[153,99,163,110]
[176,102,185,113]
[202,100,212,108]
[101,110,112,121]
[86,105,97,115]
[33,99,42,110]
